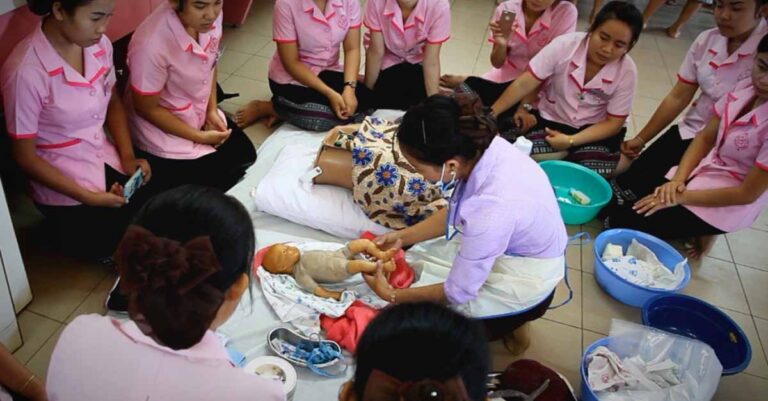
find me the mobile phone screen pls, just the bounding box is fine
[499,11,515,35]
[123,169,143,201]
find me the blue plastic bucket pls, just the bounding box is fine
[581,338,614,401]
[643,294,752,375]
[539,160,612,225]
[593,229,691,308]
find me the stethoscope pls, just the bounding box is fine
[444,181,466,241]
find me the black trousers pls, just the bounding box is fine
[270,70,374,132]
[372,62,428,110]
[605,165,724,240]
[482,291,555,340]
[137,116,256,196]
[461,76,520,135]
[36,164,133,260]
[613,125,693,198]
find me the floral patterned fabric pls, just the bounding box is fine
[324,116,447,229]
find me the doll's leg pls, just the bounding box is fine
[347,239,396,261]
[347,259,381,274]
[314,286,343,301]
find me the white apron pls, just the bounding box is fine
[409,237,565,318]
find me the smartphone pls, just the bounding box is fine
[499,10,516,36]
[123,168,144,201]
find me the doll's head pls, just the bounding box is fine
[262,244,301,275]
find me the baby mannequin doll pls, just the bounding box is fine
[262,239,397,300]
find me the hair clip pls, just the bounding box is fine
[422,120,427,144]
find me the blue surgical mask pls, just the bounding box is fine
[432,163,457,193]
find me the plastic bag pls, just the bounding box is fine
[590,319,723,401]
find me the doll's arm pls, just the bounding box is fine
[346,239,397,261]
[347,259,396,274]
[314,286,343,301]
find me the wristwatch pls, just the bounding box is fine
[521,102,534,112]
[344,81,357,89]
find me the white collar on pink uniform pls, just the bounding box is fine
[382,0,427,35]
[707,19,767,70]
[164,4,218,60]
[567,35,622,92]
[302,0,345,25]
[113,318,233,364]
[31,23,109,88]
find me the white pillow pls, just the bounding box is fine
[254,142,390,239]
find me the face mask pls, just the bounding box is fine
[432,163,457,193]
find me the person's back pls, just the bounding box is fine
[46,186,285,401]
[48,314,283,401]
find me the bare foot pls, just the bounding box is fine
[685,235,715,260]
[666,26,681,39]
[439,74,468,89]
[501,322,531,356]
[235,100,277,128]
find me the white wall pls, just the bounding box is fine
[0,181,31,313]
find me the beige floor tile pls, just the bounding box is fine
[713,373,768,401]
[257,40,276,58]
[25,326,64,380]
[232,55,272,82]
[739,265,768,320]
[13,312,62,364]
[65,273,117,323]
[682,257,749,314]
[631,115,650,137]
[756,317,768,367]
[631,34,659,52]
[441,38,481,77]
[545,268,582,329]
[582,272,642,335]
[581,222,603,274]
[728,229,768,271]
[632,95,662,118]
[217,50,252,75]
[24,253,108,322]
[636,77,674,101]
[221,29,271,55]
[489,319,583,392]
[637,64,673,86]
[220,75,272,106]
[718,308,768,379]
[708,235,733,262]
[752,209,768,232]
[582,329,606,354]
[450,17,489,45]
[566,224,582,271]
[472,46,494,77]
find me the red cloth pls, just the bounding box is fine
[360,231,415,289]
[320,300,378,352]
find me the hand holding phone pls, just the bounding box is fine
[123,168,144,202]
[498,10,516,36]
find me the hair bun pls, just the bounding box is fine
[27,0,54,15]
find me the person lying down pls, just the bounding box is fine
[262,239,397,300]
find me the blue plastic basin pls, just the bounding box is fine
[643,294,751,375]
[593,229,691,308]
[539,160,612,225]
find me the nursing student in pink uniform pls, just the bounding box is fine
[1,0,151,261]
[363,0,451,110]
[490,1,642,177]
[604,34,768,259]
[126,0,256,194]
[235,0,374,132]
[441,0,577,133]
[46,186,285,401]
[613,0,768,195]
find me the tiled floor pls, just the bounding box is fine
[6,0,768,399]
